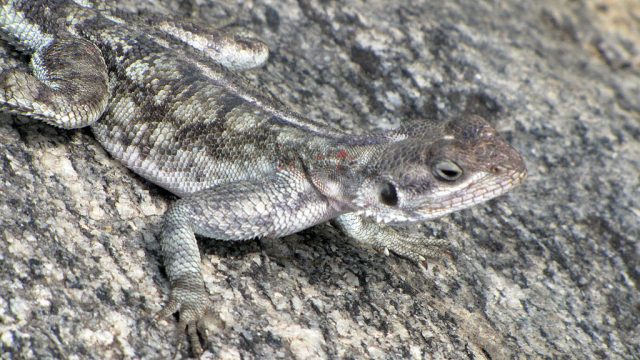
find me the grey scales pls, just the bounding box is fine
[0,0,526,356]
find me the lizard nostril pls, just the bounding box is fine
[490,165,504,174]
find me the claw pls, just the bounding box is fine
[196,318,210,353]
[155,276,211,358]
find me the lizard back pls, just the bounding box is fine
[4,0,347,196]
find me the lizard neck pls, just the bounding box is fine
[299,134,393,212]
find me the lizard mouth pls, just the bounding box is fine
[411,167,527,220]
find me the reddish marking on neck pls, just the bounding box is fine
[336,149,348,159]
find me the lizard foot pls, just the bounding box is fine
[332,214,454,266]
[155,277,212,358]
[376,234,453,265]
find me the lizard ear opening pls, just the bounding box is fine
[379,181,399,206]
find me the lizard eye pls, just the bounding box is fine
[433,160,463,182]
[379,181,399,206]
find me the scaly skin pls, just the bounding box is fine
[0,0,527,356]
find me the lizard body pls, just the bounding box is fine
[0,0,527,355]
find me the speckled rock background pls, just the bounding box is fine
[1,0,638,359]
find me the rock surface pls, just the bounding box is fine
[1,0,638,359]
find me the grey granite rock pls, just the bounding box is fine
[1,0,638,359]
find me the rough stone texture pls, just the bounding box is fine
[1,0,638,359]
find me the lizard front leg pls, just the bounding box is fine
[333,213,451,263]
[155,172,335,355]
[0,4,109,128]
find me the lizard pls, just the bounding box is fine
[0,0,527,356]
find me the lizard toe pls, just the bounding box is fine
[184,319,204,357]
[384,236,453,262]
[154,297,181,321]
[156,277,212,357]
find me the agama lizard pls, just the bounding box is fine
[0,0,527,356]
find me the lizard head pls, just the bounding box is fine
[354,115,527,224]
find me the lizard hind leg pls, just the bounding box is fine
[152,19,270,71]
[0,33,109,128]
